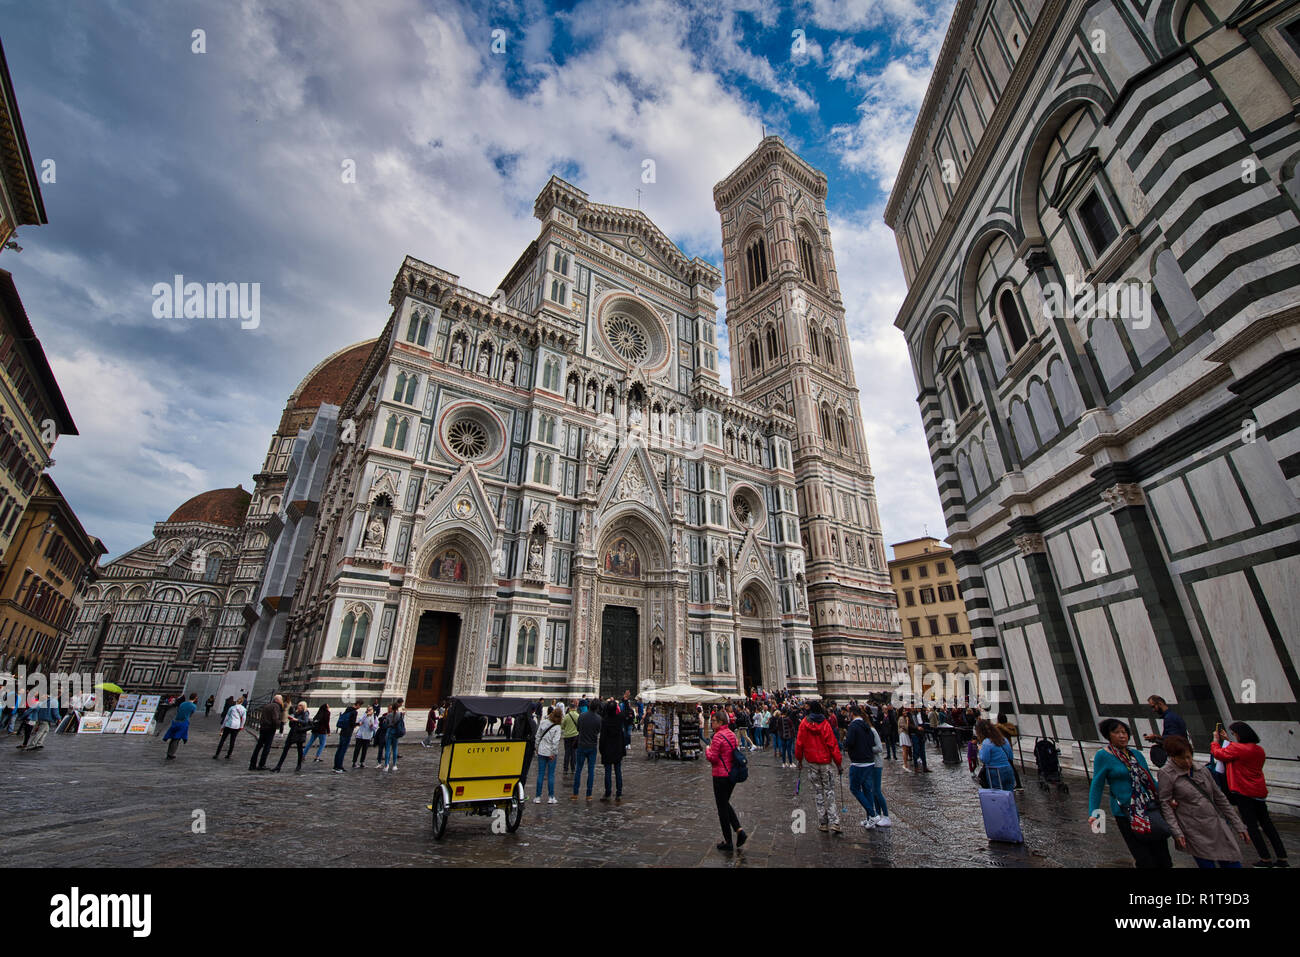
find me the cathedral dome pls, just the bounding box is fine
[289,340,376,411]
[166,485,252,527]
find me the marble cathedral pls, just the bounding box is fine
[268,138,905,708]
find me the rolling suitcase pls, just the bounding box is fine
[979,766,1023,843]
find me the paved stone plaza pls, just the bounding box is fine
[2,714,1296,868]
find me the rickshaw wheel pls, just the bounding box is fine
[432,787,449,840]
[504,781,524,833]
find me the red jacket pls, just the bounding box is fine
[795,714,841,766]
[707,727,739,778]
[1210,740,1268,798]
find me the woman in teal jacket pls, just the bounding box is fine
[1088,718,1171,868]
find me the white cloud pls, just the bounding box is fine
[827,207,947,550]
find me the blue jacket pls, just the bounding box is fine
[1090,746,1153,817]
[336,708,359,734]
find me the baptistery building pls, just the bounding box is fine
[279,140,904,708]
[885,0,1300,781]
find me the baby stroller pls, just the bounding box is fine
[1033,737,1068,793]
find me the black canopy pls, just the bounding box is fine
[441,696,536,745]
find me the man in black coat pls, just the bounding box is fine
[572,705,601,800]
[248,695,284,771]
[333,703,359,773]
[599,700,625,800]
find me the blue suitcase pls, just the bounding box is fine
[979,768,1023,843]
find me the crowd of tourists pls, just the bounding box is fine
[4,676,1291,868]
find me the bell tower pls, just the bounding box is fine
[713,136,903,698]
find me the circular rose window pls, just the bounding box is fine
[598,298,669,370]
[605,313,650,364]
[439,405,504,465]
[447,419,487,459]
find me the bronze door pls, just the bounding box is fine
[599,605,638,700]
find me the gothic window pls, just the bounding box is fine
[550,279,567,305]
[204,554,221,583]
[748,336,761,373]
[533,454,553,485]
[798,234,819,285]
[180,617,201,660]
[516,621,538,666]
[810,329,820,358]
[765,325,778,360]
[406,312,430,346]
[382,414,398,447]
[707,416,719,446]
[744,236,769,292]
[553,250,569,275]
[998,288,1031,354]
[336,612,355,657]
[395,417,409,451]
[836,412,850,450]
[543,358,560,392]
[351,612,370,657]
[393,372,407,402]
[819,404,833,440]
[799,643,812,676]
[824,330,836,367]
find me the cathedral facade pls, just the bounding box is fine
[279,140,904,708]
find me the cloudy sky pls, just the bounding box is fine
[2,0,955,559]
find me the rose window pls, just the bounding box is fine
[605,313,650,364]
[732,497,752,526]
[447,419,488,459]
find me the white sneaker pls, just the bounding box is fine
[875,816,892,827]
[548,797,557,804]
[860,819,876,829]
[534,797,543,804]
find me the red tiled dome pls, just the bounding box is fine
[166,486,252,527]
[291,340,375,411]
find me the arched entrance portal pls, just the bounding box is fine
[393,531,497,702]
[736,582,778,695]
[594,511,669,700]
[407,611,460,708]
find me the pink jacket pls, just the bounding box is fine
[706,727,739,778]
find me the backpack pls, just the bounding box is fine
[727,733,749,784]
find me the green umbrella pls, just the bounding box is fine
[94,682,124,694]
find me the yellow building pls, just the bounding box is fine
[888,537,978,704]
[0,270,77,565]
[0,38,46,253]
[0,474,104,671]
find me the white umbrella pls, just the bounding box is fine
[638,683,726,705]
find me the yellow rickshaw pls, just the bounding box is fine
[429,696,534,840]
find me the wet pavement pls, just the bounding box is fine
[2,716,1296,868]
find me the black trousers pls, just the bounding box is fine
[275,738,304,771]
[249,726,276,769]
[352,738,371,766]
[563,737,577,772]
[1115,816,1173,868]
[1231,792,1287,861]
[713,777,741,844]
[215,727,240,757]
